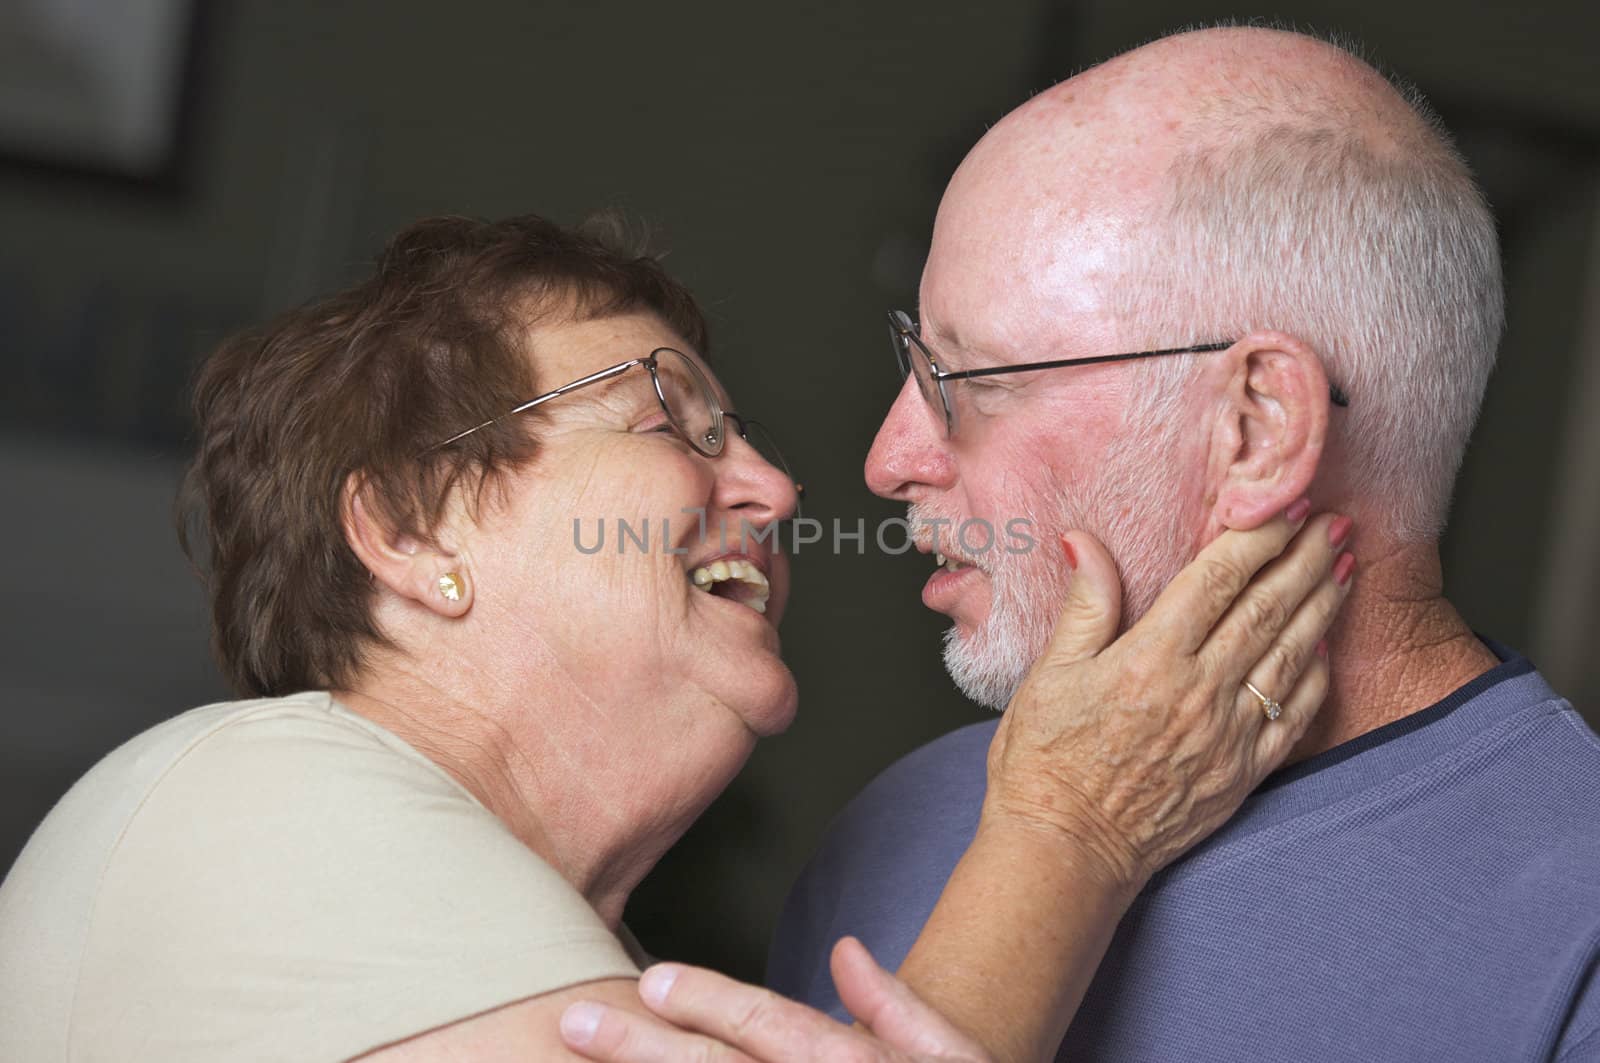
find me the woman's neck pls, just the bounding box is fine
[335,658,732,929]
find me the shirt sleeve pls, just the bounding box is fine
[1556,944,1600,1062]
[71,702,638,1062]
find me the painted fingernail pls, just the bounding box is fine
[1059,535,1079,571]
[639,964,680,1007]
[1285,498,1312,524]
[1328,515,1354,549]
[1334,552,1356,587]
[1316,638,1329,659]
[560,1002,603,1046]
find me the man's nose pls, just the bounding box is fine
[864,376,956,501]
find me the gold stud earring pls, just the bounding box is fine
[438,573,463,602]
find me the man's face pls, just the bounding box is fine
[865,165,1211,709]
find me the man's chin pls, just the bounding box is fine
[941,625,1027,712]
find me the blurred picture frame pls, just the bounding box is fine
[0,0,205,191]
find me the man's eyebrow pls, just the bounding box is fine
[922,318,998,372]
[919,314,966,364]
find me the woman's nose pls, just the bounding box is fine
[713,427,800,525]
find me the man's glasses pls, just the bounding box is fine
[888,310,1349,438]
[426,347,804,514]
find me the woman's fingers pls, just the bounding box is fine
[832,937,988,1060]
[560,998,755,1062]
[1134,501,1311,655]
[1036,531,1122,667]
[1250,651,1330,776]
[1200,513,1349,683]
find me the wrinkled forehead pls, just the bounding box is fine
[918,94,1172,362]
[919,174,1140,363]
[523,309,725,404]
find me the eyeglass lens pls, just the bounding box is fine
[888,313,951,433]
[733,417,803,519]
[652,348,724,456]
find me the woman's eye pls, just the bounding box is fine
[633,415,679,436]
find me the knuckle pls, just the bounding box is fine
[726,996,773,1044]
[688,1042,733,1063]
[1264,640,1301,684]
[1241,590,1289,635]
[835,1041,884,1063]
[1199,557,1247,607]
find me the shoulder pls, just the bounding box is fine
[97,690,609,944]
[817,716,999,906]
[766,720,996,1010]
[1470,673,1600,857]
[2,692,636,1062]
[824,717,997,858]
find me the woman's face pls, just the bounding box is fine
[456,311,800,749]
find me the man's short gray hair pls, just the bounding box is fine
[1115,78,1504,542]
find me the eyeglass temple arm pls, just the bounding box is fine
[424,359,649,452]
[723,412,806,500]
[936,345,1349,407]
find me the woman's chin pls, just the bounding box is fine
[740,665,801,739]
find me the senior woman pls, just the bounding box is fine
[0,215,1349,1062]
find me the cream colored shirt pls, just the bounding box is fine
[0,692,640,1062]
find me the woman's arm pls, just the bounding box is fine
[896,510,1348,1061]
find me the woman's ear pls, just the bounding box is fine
[1208,331,1330,530]
[341,474,472,617]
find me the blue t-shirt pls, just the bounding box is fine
[767,653,1600,1061]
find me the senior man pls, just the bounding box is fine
[765,26,1600,1062]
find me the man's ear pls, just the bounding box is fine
[1208,331,1329,530]
[341,474,472,617]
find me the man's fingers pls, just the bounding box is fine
[1135,502,1309,654]
[832,937,986,1060]
[1037,530,1122,667]
[629,962,856,1060]
[560,998,755,1062]
[1199,513,1348,682]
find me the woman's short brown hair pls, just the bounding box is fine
[178,213,708,697]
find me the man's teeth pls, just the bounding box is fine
[689,558,771,614]
[934,552,967,572]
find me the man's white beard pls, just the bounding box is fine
[937,421,1195,711]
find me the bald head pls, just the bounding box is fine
[922,26,1501,543]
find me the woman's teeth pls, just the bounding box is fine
[690,558,771,613]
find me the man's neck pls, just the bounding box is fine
[1287,541,1500,765]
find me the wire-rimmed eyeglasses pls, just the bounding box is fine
[888,310,1349,438]
[424,346,804,514]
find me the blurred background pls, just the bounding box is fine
[3,0,1597,983]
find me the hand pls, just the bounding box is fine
[560,937,990,1062]
[985,506,1353,888]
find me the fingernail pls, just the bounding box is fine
[639,964,679,1007]
[1316,638,1329,659]
[1059,535,1078,571]
[1327,515,1354,549]
[561,1002,603,1046]
[1285,497,1311,524]
[1334,552,1356,587]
